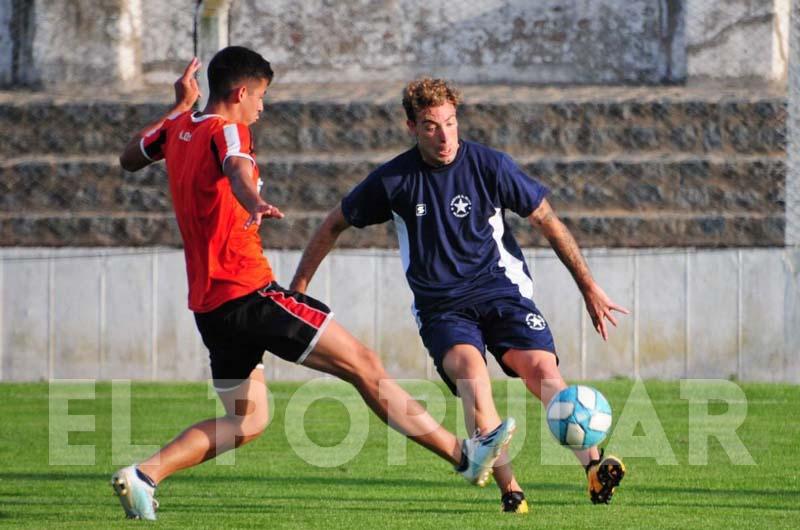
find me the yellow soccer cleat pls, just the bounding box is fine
[501,491,529,514]
[585,450,625,504]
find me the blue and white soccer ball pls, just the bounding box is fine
[546,385,613,450]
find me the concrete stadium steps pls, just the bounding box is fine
[0,86,785,158]
[0,211,784,248]
[2,153,784,213]
[0,84,785,248]
[0,152,785,247]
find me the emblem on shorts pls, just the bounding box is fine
[450,194,472,218]
[526,313,547,331]
[416,203,427,216]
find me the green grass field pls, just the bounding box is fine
[1,379,798,529]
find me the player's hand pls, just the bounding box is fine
[174,57,202,111]
[244,201,285,229]
[582,282,630,341]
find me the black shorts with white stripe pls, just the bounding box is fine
[194,282,333,389]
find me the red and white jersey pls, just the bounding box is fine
[141,111,274,312]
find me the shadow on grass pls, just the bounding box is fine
[3,471,799,515]
[166,500,487,516]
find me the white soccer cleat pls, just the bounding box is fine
[458,417,516,487]
[111,465,158,520]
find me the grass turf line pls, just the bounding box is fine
[0,380,798,529]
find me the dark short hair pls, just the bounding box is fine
[207,46,274,100]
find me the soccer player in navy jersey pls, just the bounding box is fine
[291,78,629,512]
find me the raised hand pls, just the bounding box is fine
[174,57,202,112]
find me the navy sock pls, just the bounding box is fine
[455,442,469,472]
[135,467,157,488]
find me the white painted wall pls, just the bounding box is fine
[2,247,797,383]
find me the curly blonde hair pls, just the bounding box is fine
[402,78,462,122]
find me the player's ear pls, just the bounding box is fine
[232,85,247,103]
[405,119,417,136]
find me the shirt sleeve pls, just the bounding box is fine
[496,153,549,217]
[211,123,256,169]
[139,118,173,162]
[341,171,392,228]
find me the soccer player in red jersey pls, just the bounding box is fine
[110,47,515,520]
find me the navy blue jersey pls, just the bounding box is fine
[341,140,548,312]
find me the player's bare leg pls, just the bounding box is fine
[502,349,599,465]
[503,349,625,503]
[112,365,269,519]
[137,364,269,485]
[303,318,515,487]
[441,344,524,502]
[302,319,464,464]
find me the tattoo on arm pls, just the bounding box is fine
[548,221,593,290]
[531,201,593,291]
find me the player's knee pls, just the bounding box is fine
[228,398,269,440]
[525,353,561,382]
[348,346,387,387]
[442,346,487,380]
[234,413,268,445]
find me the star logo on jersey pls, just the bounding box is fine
[450,195,472,218]
[526,313,547,331]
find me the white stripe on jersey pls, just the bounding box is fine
[223,123,243,154]
[392,211,419,320]
[139,137,154,161]
[221,124,255,167]
[488,208,534,299]
[190,112,223,123]
[392,211,411,273]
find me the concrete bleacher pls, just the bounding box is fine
[0,83,786,249]
[1,82,798,384]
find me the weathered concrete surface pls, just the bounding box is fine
[0,1,791,88]
[0,86,785,158]
[0,84,786,248]
[0,0,12,86]
[1,155,783,215]
[687,0,789,82]
[19,0,142,88]
[139,0,194,85]
[232,0,684,84]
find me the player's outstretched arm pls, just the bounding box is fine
[528,198,629,340]
[224,157,284,229]
[290,205,351,293]
[119,57,202,172]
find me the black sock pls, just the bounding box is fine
[135,467,157,488]
[455,441,469,472]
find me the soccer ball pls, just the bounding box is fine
[546,385,612,450]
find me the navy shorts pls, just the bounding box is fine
[418,296,557,396]
[194,282,333,389]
